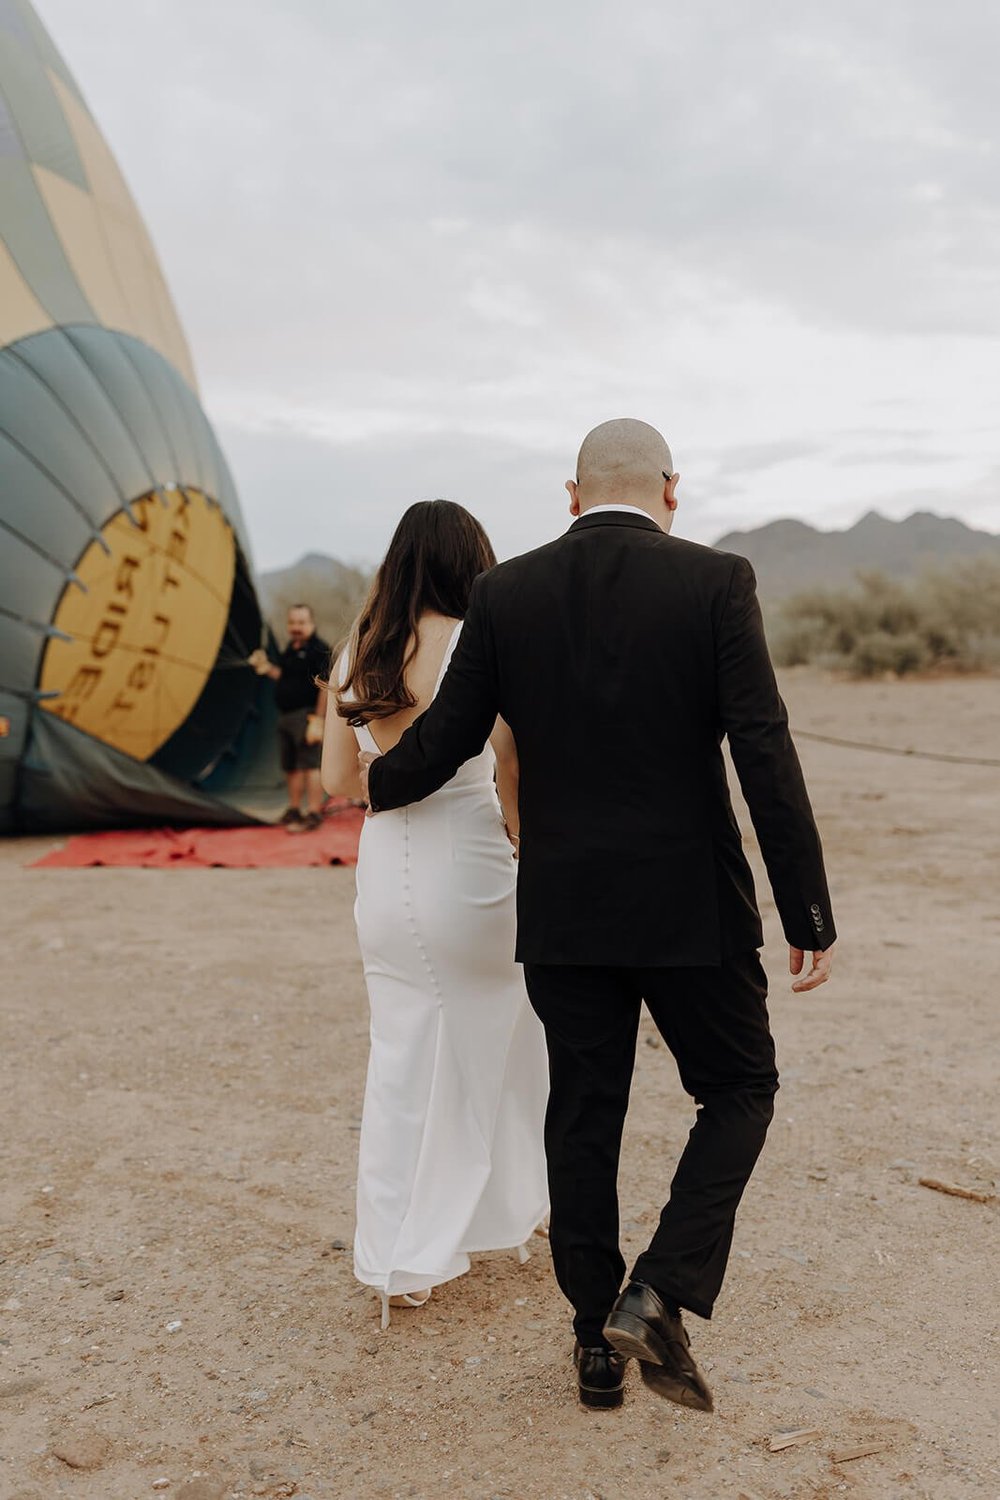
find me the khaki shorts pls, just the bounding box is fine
[277,708,321,773]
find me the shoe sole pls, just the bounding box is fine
[603,1313,714,1413]
[578,1383,624,1409]
[640,1359,713,1413]
[602,1310,670,1366]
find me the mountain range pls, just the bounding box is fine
[256,552,370,649]
[713,510,1000,597]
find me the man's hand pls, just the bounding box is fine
[789,942,835,992]
[358,750,381,814]
[249,648,280,681]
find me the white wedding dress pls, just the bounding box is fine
[345,624,549,1309]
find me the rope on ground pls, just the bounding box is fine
[794,728,1000,769]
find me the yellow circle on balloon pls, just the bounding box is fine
[39,489,236,762]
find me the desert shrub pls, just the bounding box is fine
[771,559,1000,677]
[848,630,928,677]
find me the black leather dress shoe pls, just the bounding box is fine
[602,1281,713,1412]
[573,1342,626,1409]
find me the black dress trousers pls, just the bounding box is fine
[524,952,779,1348]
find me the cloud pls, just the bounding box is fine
[34,0,1000,566]
[711,441,830,478]
[838,448,955,468]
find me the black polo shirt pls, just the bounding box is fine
[274,633,331,713]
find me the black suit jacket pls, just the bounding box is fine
[367,510,835,967]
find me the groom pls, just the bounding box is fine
[359,419,836,1412]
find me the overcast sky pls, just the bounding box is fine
[37,0,1000,570]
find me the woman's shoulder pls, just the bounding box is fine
[412,613,462,655]
[403,615,461,696]
[419,611,463,634]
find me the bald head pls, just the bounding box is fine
[567,418,679,530]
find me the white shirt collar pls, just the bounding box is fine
[580,503,654,519]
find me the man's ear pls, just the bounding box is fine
[566,479,581,517]
[664,472,680,513]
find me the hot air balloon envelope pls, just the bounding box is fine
[0,1,280,831]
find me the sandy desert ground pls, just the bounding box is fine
[2,669,999,1500]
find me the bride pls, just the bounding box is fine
[321,499,549,1328]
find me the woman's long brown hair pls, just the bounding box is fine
[336,500,497,725]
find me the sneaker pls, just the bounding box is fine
[279,806,303,826]
[289,810,322,834]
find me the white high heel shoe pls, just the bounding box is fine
[379,1288,432,1331]
[514,1219,550,1265]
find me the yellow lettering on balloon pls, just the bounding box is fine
[39,488,235,761]
[90,619,121,657]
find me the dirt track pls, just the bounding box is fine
[2,670,999,1499]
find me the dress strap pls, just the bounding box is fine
[336,643,376,751]
[433,621,464,698]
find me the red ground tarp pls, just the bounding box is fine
[30,803,364,869]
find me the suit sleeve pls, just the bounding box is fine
[366,574,500,813]
[716,557,836,951]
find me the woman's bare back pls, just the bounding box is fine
[322,610,518,836]
[362,612,463,756]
